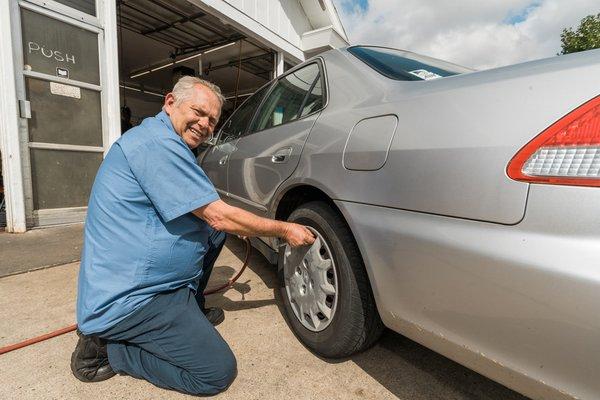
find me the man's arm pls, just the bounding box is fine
[193,200,315,247]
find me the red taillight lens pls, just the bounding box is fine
[507,95,600,187]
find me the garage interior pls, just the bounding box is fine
[116,0,292,130]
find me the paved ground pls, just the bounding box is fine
[0,234,528,400]
[0,223,83,277]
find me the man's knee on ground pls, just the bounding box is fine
[188,349,237,395]
[210,350,237,391]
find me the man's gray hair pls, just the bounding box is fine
[171,76,225,107]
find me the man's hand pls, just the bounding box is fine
[282,223,316,247]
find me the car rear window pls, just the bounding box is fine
[348,46,472,81]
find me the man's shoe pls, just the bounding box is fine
[70,330,116,383]
[203,307,225,326]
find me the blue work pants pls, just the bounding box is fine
[101,230,236,395]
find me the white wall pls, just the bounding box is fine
[223,0,312,50]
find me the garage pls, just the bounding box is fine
[0,0,349,232]
[117,0,282,129]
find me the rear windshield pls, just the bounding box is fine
[348,46,473,81]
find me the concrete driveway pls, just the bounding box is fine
[0,236,527,400]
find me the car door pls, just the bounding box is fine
[200,83,272,196]
[227,61,326,216]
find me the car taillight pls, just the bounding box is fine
[507,95,600,187]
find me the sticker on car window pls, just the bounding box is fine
[409,69,442,80]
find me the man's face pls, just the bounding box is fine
[163,84,221,149]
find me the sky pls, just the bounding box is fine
[332,0,599,70]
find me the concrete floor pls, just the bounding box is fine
[0,223,84,277]
[0,236,528,400]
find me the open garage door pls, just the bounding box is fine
[116,0,281,132]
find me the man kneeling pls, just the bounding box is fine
[71,76,314,395]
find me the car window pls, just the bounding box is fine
[299,74,324,118]
[218,84,271,143]
[250,63,320,133]
[348,46,473,81]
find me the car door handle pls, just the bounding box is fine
[219,155,228,166]
[271,147,292,164]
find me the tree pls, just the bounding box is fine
[560,13,600,55]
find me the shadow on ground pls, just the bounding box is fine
[204,236,278,312]
[349,330,527,399]
[221,235,528,400]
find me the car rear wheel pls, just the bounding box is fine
[280,201,384,358]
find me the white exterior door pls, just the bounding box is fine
[10,0,112,227]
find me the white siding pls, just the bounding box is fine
[223,0,312,48]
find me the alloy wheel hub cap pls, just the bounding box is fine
[283,227,338,332]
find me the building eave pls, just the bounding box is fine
[301,25,349,56]
[187,0,306,63]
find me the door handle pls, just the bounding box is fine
[271,147,292,164]
[218,155,228,166]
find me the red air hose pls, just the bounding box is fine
[0,237,251,356]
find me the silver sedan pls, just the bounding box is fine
[201,45,600,400]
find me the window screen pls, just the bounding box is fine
[21,8,100,84]
[30,149,102,209]
[54,0,96,16]
[218,84,272,143]
[251,63,320,133]
[26,78,102,146]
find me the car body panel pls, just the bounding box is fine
[293,48,600,224]
[343,114,399,171]
[226,112,320,215]
[202,140,238,194]
[335,183,600,400]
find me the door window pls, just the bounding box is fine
[218,83,271,144]
[300,74,324,118]
[26,78,102,146]
[250,63,321,133]
[30,149,102,209]
[18,6,103,213]
[21,8,100,84]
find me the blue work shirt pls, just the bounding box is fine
[77,111,220,334]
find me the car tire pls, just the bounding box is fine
[279,201,384,358]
